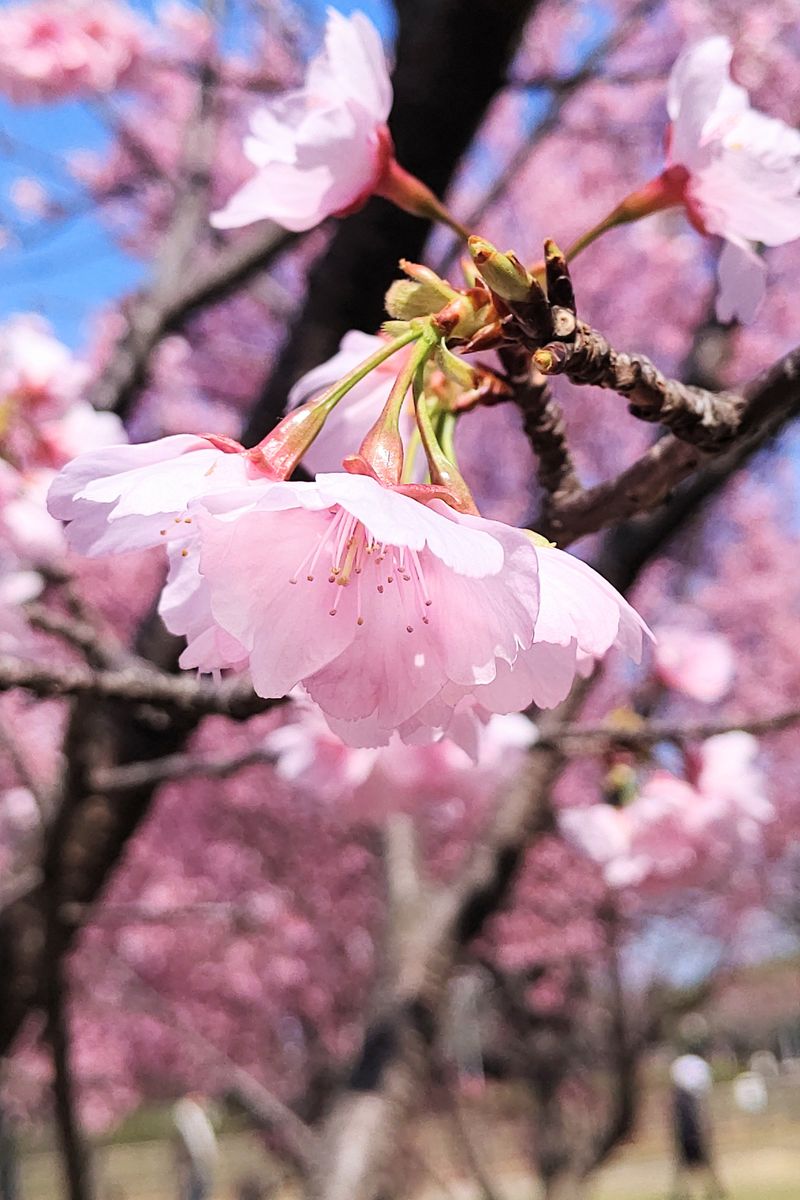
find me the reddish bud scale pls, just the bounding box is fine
[202,401,333,482]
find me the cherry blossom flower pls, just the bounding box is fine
[211,9,393,232]
[653,625,735,703]
[196,471,541,744]
[665,36,800,322]
[48,443,649,745]
[693,731,773,838]
[0,0,144,104]
[46,433,280,671]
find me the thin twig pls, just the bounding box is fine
[90,745,278,793]
[536,321,745,449]
[546,706,800,749]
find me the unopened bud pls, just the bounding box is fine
[543,239,575,312]
[386,279,456,321]
[468,237,533,303]
[434,344,478,391]
[532,343,572,375]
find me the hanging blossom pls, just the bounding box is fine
[666,36,800,322]
[573,36,800,323]
[48,307,650,750]
[212,9,392,231]
[211,8,464,236]
[48,435,650,747]
[191,470,542,744]
[0,0,145,104]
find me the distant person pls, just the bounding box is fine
[172,1094,219,1200]
[669,1051,725,1200]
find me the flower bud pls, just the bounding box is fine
[468,237,533,302]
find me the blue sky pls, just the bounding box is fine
[0,0,392,348]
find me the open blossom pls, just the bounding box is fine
[211,9,393,232]
[0,0,144,104]
[46,434,272,557]
[46,434,277,669]
[665,36,800,322]
[195,471,541,744]
[653,625,735,703]
[469,542,651,714]
[693,731,773,837]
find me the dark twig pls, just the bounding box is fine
[500,346,582,505]
[535,321,744,449]
[24,603,124,671]
[0,656,276,719]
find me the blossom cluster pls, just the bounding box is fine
[0,0,144,104]
[0,315,123,643]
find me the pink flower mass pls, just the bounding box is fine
[212,9,394,232]
[0,0,144,104]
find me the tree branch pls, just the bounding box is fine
[535,320,744,449]
[0,656,276,719]
[500,346,582,507]
[539,344,800,546]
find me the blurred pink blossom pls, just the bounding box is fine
[653,625,735,702]
[0,314,89,422]
[0,0,145,104]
